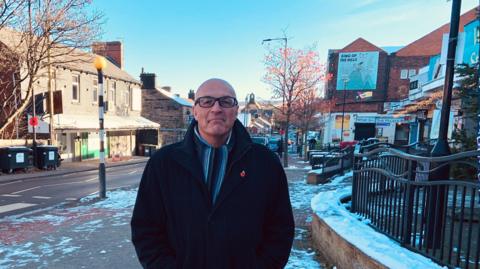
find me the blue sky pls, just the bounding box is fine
[93,0,479,101]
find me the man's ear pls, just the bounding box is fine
[192,106,199,120]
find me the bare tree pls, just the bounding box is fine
[0,0,103,138]
[263,43,326,167]
[0,0,25,30]
[292,88,320,158]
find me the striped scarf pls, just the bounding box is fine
[193,127,234,205]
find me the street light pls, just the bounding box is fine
[262,37,288,108]
[426,0,460,249]
[262,37,288,163]
[94,56,107,199]
[244,94,249,128]
[340,77,349,143]
[476,0,480,185]
[339,77,349,175]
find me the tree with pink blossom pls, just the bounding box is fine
[263,43,328,167]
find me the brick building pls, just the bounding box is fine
[322,38,409,144]
[384,7,478,144]
[321,7,478,145]
[140,72,193,146]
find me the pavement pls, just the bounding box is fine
[0,156,150,184]
[0,153,331,269]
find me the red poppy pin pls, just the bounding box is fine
[240,170,246,178]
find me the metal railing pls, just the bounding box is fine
[307,146,354,180]
[358,139,439,155]
[351,146,480,269]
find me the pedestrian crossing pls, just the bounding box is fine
[1,194,77,201]
[0,202,36,214]
[32,196,51,200]
[1,194,21,197]
[0,194,79,215]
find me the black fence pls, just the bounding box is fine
[351,145,480,269]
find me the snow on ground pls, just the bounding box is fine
[284,165,299,169]
[0,182,322,268]
[289,179,324,210]
[286,248,322,269]
[0,189,134,268]
[285,165,313,170]
[311,173,447,269]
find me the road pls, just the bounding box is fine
[0,162,146,218]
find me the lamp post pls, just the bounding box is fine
[340,77,349,143]
[339,77,349,175]
[426,0,461,249]
[431,0,460,157]
[262,37,288,114]
[262,37,288,163]
[477,0,480,185]
[94,56,107,199]
[244,94,249,128]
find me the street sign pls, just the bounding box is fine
[27,115,50,133]
[29,116,38,127]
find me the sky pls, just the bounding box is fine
[92,0,479,101]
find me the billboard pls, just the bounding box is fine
[462,20,479,65]
[336,51,379,90]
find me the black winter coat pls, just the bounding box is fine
[131,120,294,269]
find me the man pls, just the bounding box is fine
[308,138,317,151]
[131,78,294,269]
[276,137,283,158]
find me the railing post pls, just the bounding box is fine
[403,159,416,245]
[351,145,361,212]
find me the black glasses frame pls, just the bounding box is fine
[194,96,238,108]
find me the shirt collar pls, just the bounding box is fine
[194,125,233,149]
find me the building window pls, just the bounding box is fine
[408,69,417,78]
[409,80,418,90]
[72,75,80,102]
[109,81,116,105]
[400,69,408,79]
[124,88,130,109]
[93,79,98,103]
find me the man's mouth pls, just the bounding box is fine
[208,119,225,123]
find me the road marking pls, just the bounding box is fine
[128,170,137,175]
[0,203,36,214]
[65,198,77,201]
[87,191,98,196]
[11,186,41,194]
[32,196,51,200]
[0,181,23,187]
[84,177,97,182]
[1,194,21,197]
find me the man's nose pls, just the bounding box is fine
[210,100,223,111]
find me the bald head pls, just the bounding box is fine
[193,78,239,147]
[196,78,236,98]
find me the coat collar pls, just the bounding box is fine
[176,119,252,162]
[172,119,253,210]
[173,119,253,178]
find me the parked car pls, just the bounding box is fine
[251,136,268,146]
[267,136,282,152]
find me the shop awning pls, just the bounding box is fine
[52,114,160,131]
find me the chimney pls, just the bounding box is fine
[188,89,195,100]
[140,72,156,89]
[92,41,123,69]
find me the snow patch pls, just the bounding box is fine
[311,175,446,269]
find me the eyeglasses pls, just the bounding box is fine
[194,96,238,108]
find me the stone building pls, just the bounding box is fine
[140,72,193,146]
[0,28,159,161]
